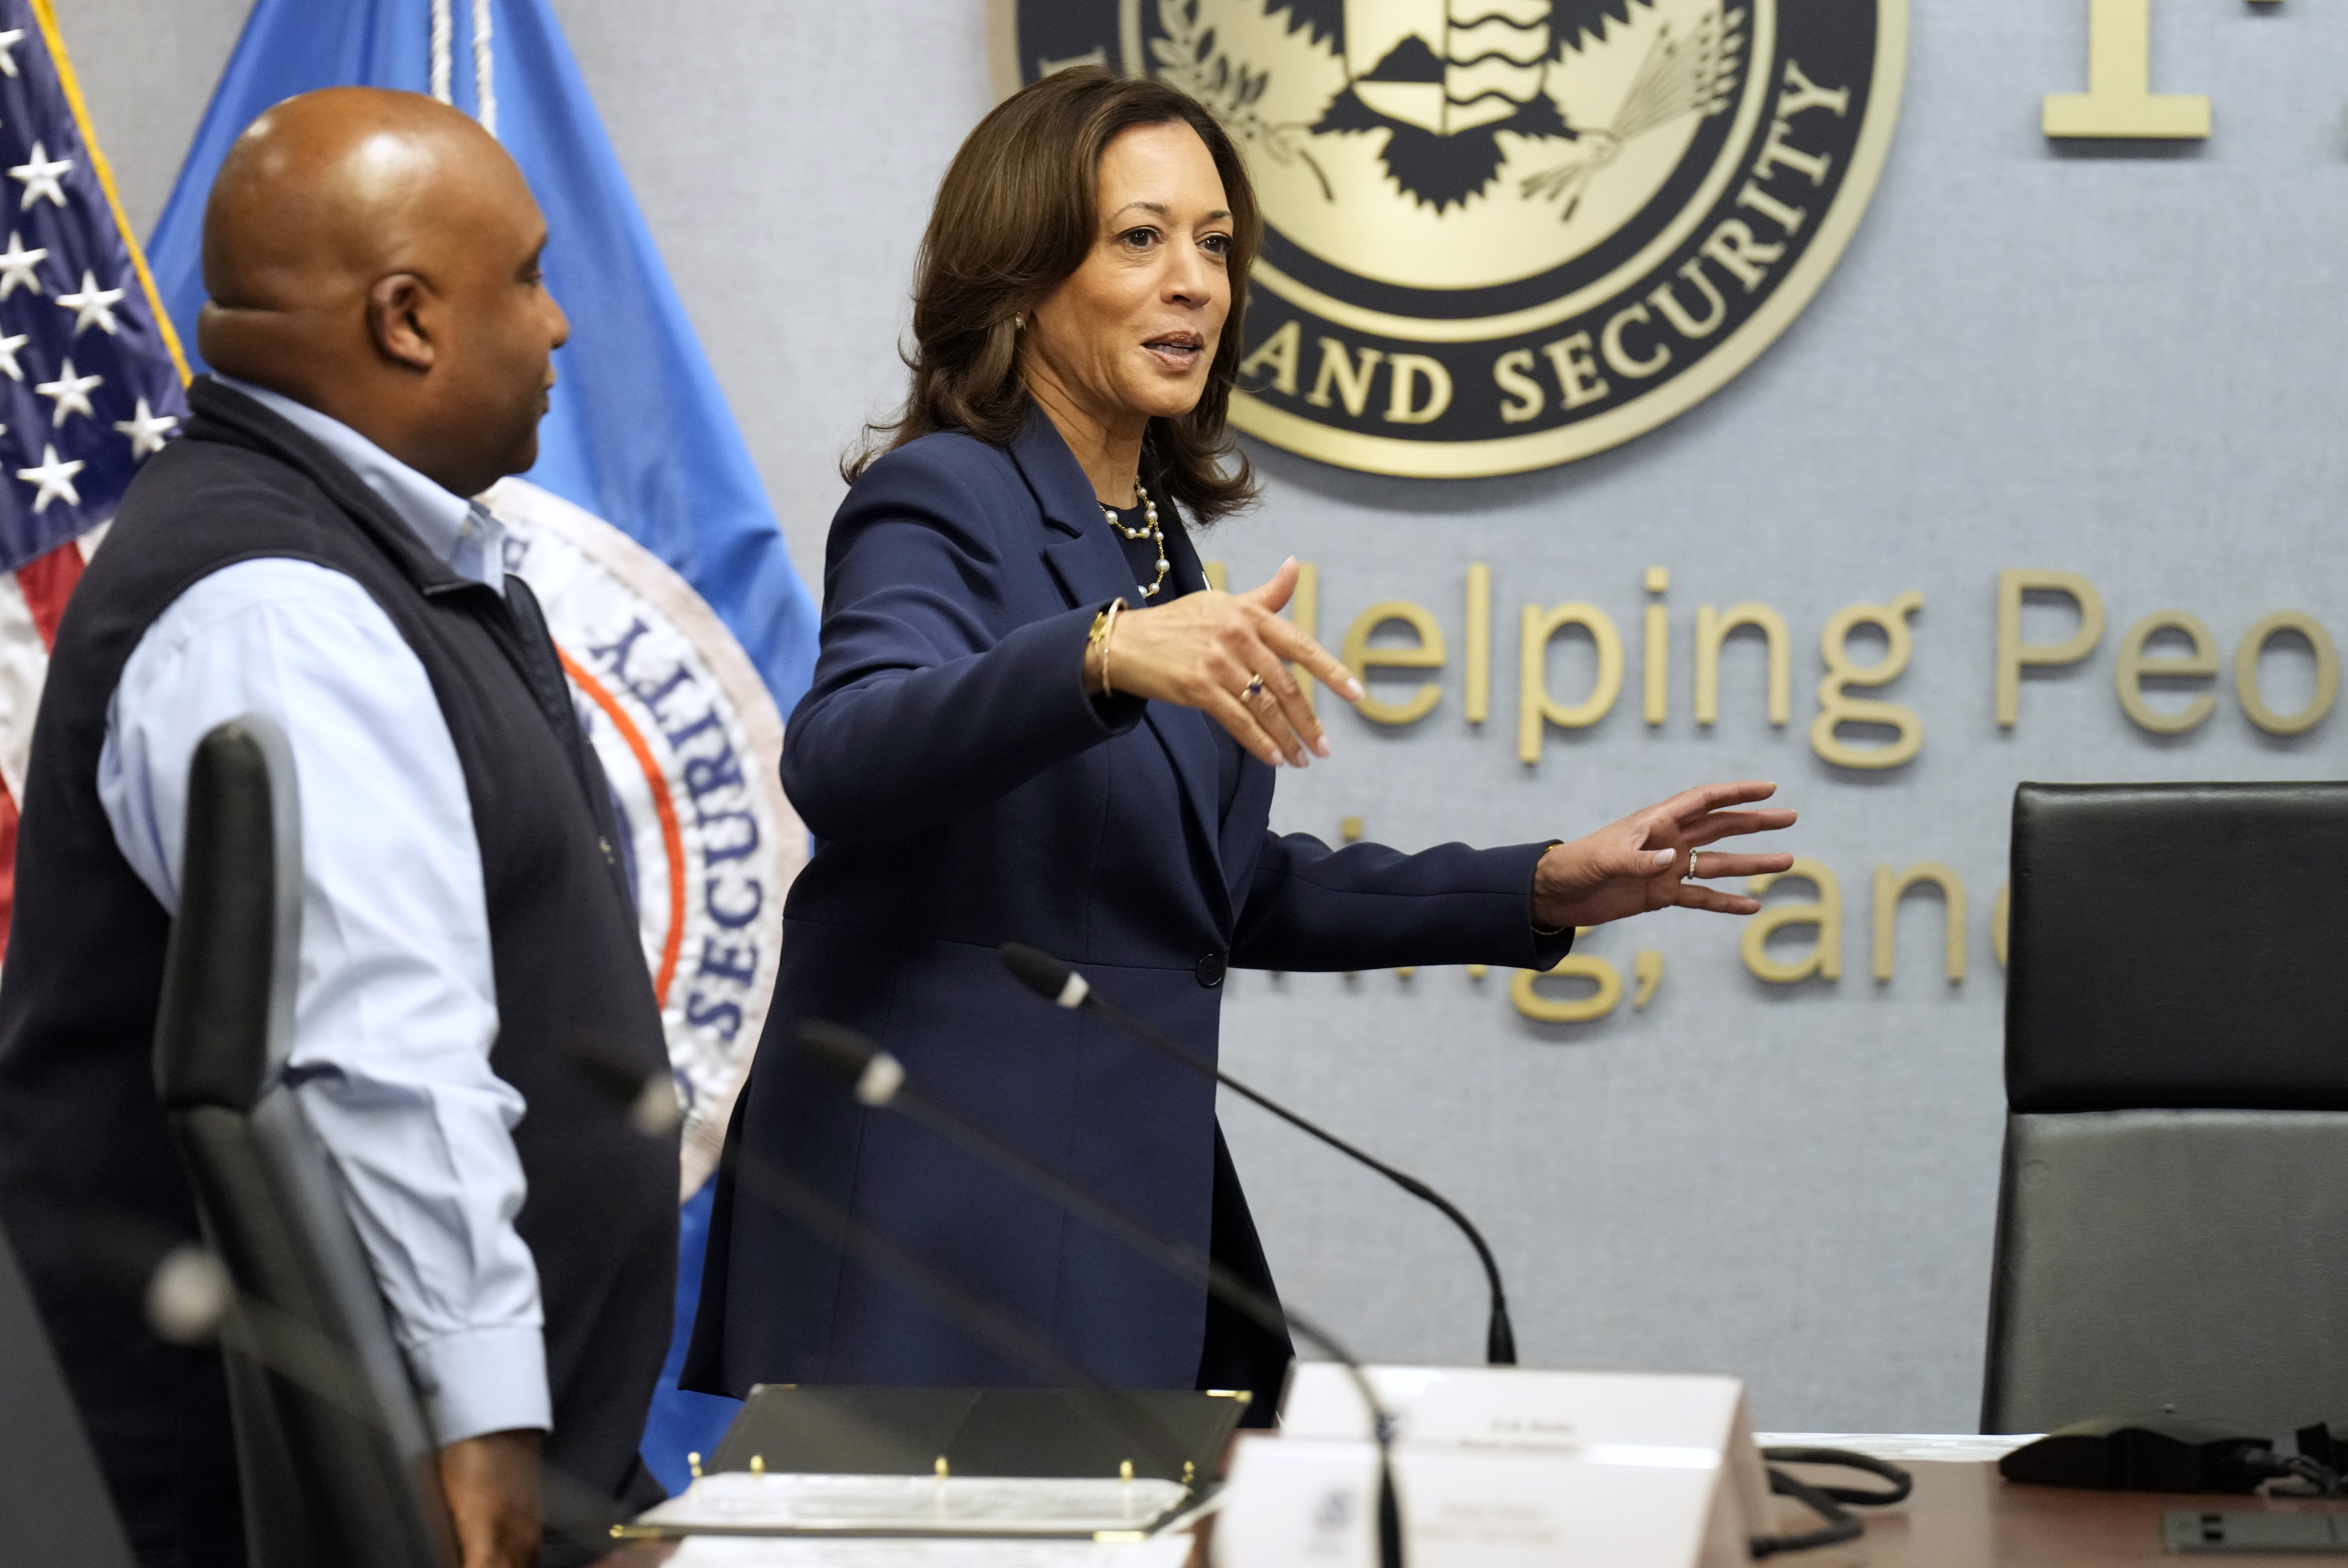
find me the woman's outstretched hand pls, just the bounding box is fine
[1532,781,1797,930]
[1087,557,1363,766]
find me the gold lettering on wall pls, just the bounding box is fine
[1646,261,1728,338]
[1036,46,1108,74]
[1742,859,1843,983]
[1633,950,1664,1010]
[1385,354,1454,425]
[1602,304,1672,379]
[1996,569,2105,728]
[1813,592,1925,769]
[1873,863,1967,982]
[1993,883,2010,971]
[1512,931,1622,1022]
[1644,567,1670,726]
[1697,220,1785,291]
[2042,0,2210,140]
[1238,320,1301,397]
[1695,602,1790,727]
[1494,350,1543,424]
[1465,565,1492,724]
[2235,610,2339,736]
[1734,179,1808,236]
[1540,332,1611,410]
[1342,601,1445,725]
[1307,338,1382,416]
[1519,602,1625,762]
[1288,560,1318,715]
[2114,610,2217,733]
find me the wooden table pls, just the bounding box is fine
[1778,1459,2348,1565]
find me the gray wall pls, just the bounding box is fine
[59,0,2348,1432]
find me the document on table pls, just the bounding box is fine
[662,1537,1195,1568]
[626,1473,1193,1538]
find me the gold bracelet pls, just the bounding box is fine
[1098,599,1123,697]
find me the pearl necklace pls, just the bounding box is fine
[1099,484,1169,600]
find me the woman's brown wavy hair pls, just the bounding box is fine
[845,68,1262,523]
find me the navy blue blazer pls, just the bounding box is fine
[685,413,1566,1394]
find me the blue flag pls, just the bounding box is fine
[145,0,821,1493]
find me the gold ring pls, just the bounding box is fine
[1683,847,1701,881]
[1242,674,1265,701]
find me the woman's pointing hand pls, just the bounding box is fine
[1086,557,1363,767]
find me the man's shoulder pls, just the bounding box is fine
[98,432,344,571]
[56,435,362,675]
[123,426,332,516]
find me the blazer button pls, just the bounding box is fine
[1195,951,1227,989]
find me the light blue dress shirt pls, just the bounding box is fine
[96,376,550,1445]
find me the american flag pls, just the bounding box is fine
[0,0,190,952]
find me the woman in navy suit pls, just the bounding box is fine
[686,68,1794,1411]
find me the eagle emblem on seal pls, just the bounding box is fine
[1156,0,1744,214]
[1021,0,1906,476]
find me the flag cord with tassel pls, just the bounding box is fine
[428,0,496,136]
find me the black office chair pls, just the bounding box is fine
[1981,781,2348,1435]
[154,715,448,1568]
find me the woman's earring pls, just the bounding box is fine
[1011,314,1025,332]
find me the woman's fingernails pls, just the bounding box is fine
[1342,678,1365,700]
[1652,848,1676,867]
[1312,735,1332,757]
[1291,749,1310,768]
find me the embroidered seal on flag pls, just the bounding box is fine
[995,0,1904,477]
[487,477,803,1197]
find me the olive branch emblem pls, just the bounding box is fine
[1519,7,1747,221]
[1152,0,1335,201]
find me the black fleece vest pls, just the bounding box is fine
[0,378,678,1565]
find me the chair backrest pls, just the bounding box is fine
[0,1217,136,1568]
[1982,781,2348,1435]
[153,715,448,1568]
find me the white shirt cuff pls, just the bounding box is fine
[408,1324,552,1445]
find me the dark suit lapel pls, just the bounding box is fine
[1015,414,1131,609]
[1009,413,1230,927]
[1134,498,1230,923]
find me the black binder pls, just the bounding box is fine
[709,1385,1249,1484]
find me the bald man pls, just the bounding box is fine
[0,90,676,1567]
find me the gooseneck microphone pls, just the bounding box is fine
[796,1019,1406,1568]
[999,941,1519,1367]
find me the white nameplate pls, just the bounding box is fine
[1212,1366,1769,1568]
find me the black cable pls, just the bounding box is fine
[1751,1469,1862,1556]
[1760,1446,1914,1505]
[2236,1449,2343,1497]
[2281,1454,2345,1496]
[1750,1448,1913,1558]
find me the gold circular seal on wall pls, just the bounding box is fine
[993,0,1906,478]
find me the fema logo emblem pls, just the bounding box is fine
[487,478,804,1198]
[998,0,1905,476]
